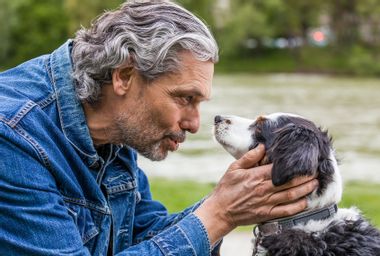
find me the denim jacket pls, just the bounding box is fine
[0,40,221,255]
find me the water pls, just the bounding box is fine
[139,74,380,183]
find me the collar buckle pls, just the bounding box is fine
[258,222,282,237]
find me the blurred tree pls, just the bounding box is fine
[0,0,17,64]
[176,0,216,28]
[64,0,123,35]
[356,0,380,46]
[265,0,326,40]
[328,0,360,48]
[215,0,271,56]
[0,0,69,68]
[2,0,380,75]
[264,0,327,63]
[215,0,326,57]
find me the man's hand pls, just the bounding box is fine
[194,144,318,244]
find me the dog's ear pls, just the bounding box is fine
[269,124,320,186]
[315,127,335,194]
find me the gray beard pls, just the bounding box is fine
[112,116,167,161]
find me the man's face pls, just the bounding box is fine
[110,52,214,161]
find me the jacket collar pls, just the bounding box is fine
[49,40,99,167]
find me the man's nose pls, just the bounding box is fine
[180,110,200,134]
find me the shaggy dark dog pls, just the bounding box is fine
[213,113,380,256]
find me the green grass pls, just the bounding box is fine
[150,178,215,212]
[150,178,380,230]
[340,181,380,227]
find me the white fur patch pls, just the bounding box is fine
[213,115,254,159]
[307,151,343,209]
[297,207,362,233]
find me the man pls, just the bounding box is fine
[0,1,317,255]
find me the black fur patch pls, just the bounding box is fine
[252,116,334,194]
[261,217,380,256]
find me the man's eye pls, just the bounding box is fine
[183,96,194,104]
[180,96,194,104]
[175,95,196,106]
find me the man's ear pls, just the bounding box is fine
[112,67,134,96]
[269,124,319,186]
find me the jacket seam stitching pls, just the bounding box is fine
[7,101,36,128]
[0,115,9,124]
[12,124,52,170]
[106,180,137,194]
[82,227,99,244]
[178,226,197,256]
[191,213,212,255]
[152,237,171,256]
[44,56,54,86]
[36,93,56,109]
[62,196,111,215]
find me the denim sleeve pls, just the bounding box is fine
[130,167,222,256]
[115,213,211,256]
[0,134,90,255]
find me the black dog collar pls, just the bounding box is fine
[255,204,338,237]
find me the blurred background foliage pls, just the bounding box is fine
[1,0,380,75]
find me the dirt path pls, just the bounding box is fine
[221,231,253,256]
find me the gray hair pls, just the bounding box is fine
[71,0,219,102]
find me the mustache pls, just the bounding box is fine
[165,131,186,143]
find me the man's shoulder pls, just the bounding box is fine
[0,54,52,89]
[0,55,55,120]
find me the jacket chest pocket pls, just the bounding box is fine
[102,173,138,250]
[64,202,100,245]
[104,174,138,218]
[103,173,137,195]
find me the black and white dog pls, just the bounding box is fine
[213,113,380,256]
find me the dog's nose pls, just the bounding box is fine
[214,115,223,124]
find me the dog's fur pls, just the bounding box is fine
[213,113,380,256]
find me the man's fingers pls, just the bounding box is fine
[268,179,318,205]
[250,164,273,181]
[230,144,266,170]
[268,198,308,219]
[273,175,318,192]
